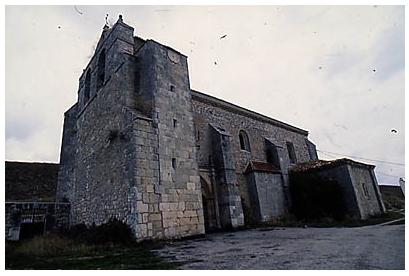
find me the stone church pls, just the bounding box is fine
[56,16,385,241]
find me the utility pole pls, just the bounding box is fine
[399,178,405,196]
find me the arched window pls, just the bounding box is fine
[239,130,251,152]
[84,69,91,103]
[96,49,106,91]
[265,139,280,169]
[286,141,297,164]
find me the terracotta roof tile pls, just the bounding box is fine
[244,161,281,174]
[290,158,375,173]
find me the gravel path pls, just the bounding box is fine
[154,224,405,269]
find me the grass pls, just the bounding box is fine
[387,219,405,226]
[382,194,405,211]
[5,234,181,270]
[254,211,405,229]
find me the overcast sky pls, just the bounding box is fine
[5,5,405,185]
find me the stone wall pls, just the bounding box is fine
[191,91,314,223]
[192,91,312,173]
[348,165,385,218]
[246,171,286,222]
[5,202,70,241]
[307,164,361,217]
[71,54,139,227]
[128,115,161,239]
[56,104,78,204]
[147,40,205,238]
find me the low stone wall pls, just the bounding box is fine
[5,202,70,241]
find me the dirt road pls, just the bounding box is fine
[155,224,404,269]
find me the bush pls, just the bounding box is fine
[63,223,88,241]
[8,218,134,258]
[63,218,134,245]
[289,172,346,221]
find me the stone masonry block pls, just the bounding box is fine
[163,218,178,228]
[189,175,199,183]
[186,202,200,210]
[184,210,197,217]
[135,223,148,238]
[178,202,185,211]
[152,220,163,230]
[162,211,178,220]
[136,202,149,212]
[187,182,195,190]
[146,185,154,193]
[149,213,162,221]
[142,213,149,223]
[164,227,177,237]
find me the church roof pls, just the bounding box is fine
[290,158,375,173]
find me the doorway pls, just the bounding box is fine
[200,176,218,231]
